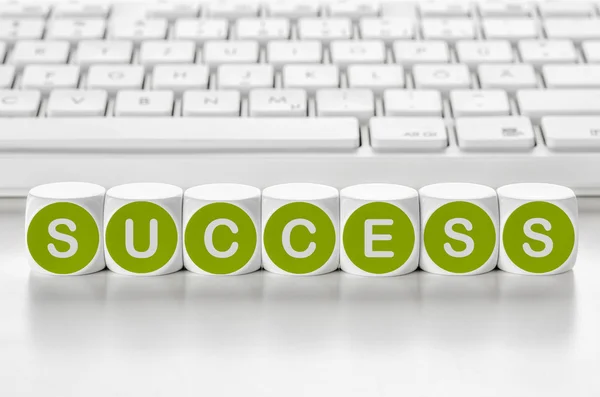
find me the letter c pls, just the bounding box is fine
[282,219,316,259]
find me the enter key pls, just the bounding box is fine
[542,116,600,151]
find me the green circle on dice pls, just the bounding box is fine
[263,202,336,274]
[106,201,178,274]
[503,201,575,273]
[343,202,415,274]
[27,202,100,274]
[185,202,257,274]
[424,201,497,274]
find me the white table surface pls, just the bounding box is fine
[1,197,600,397]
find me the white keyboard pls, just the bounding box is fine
[2,1,600,196]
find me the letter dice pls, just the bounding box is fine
[104,183,183,276]
[183,183,261,275]
[26,182,106,276]
[340,184,420,277]
[498,183,578,275]
[262,183,339,276]
[419,183,499,275]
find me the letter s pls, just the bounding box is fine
[47,219,78,258]
[443,218,475,258]
[523,218,553,258]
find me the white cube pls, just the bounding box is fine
[183,183,261,275]
[498,183,578,275]
[25,182,106,276]
[419,183,499,275]
[104,183,183,276]
[262,183,339,276]
[340,183,420,277]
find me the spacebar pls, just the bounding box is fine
[0,118,360,151]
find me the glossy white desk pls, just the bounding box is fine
[1,198,599,396]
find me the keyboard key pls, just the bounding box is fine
[347,65,404,93]
[10,41,70,68]
[328,1,379,18]
[543,65,600,88]
[582,40,600,63]
[217,64,274,93]
[114,90,174,117]
[0,118,359,150]
[0,19,45,43]
[46,19,106,42]
[482,19,538,42]
[420,2,470,17]
[182,90,241,117]
[267,41,322,68]
[139,41,196,67]
[0,3,49,18]
[455,116,535,151]
[87,65,145,94]
[267,1,319,18]
[393,40,449,65]
[152,65,209,93]
[330,40,386,65]
[478,64,538,92]
[298,18,352,42]
[75,40,134,67]
[384,89,442,117]
[283,64,339,93]
[421,18,475,41]
[46,89,108,117]
[518,40,577,67]
[517,89,600,120]
[0,65,15,88]
[0,90,40,117]
[544,19,600,42]
[109,19,168,42]
[478,2,534,17]
[359,18,414,42]
[267,1,320,18]
[145,2,200,20]
[249,89,307,117]
[316,89,374,123]
[455,40,513,68]
[542,116,600,150]
[21,65,80,93]
[173,19,229,43]
[540,2,594,18]
[53,2,111,18]
[413,64,471,92]
[381,2,417,18]
[205,1,259,19]
[0,41,5,62]
[370,117,447,151]
[235,18,291,42]
[450,89,510,117]
[203,40,259,67]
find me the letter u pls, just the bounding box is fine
[125,219,158,259]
